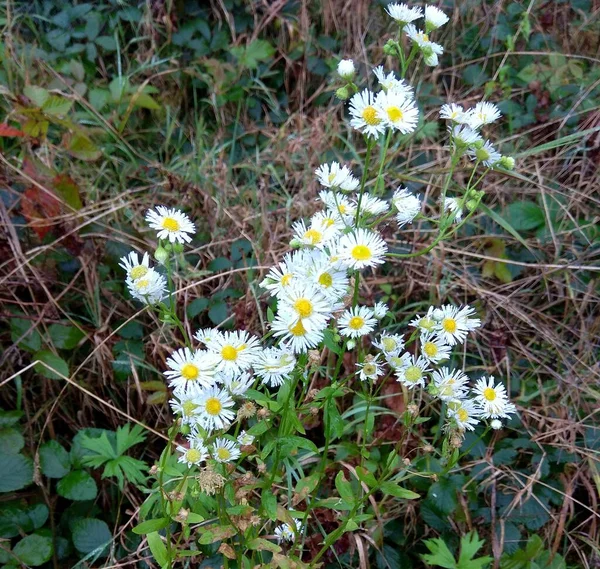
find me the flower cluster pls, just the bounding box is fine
[120,251,167,305]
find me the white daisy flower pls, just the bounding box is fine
[439,103,468,123]
[435,304,479,346]
[386,352,410,371]
[176,438,208,467]
[318,190,357,220]
[376,90,419,134]
[442,196,463,222]
[119,251,151,281]
[316,162,352,189]
[292,217,339,249]
[338,305,377,338]
[354,193,390,216]
[424,5,449,30]
[349,89,386,138]
[357,355,385,382]
[373,66,413,98]
[271,314,324,353]
[422,42,444,66]
[451,124,483,148]
[254,347,297,387]
[194,327,222,349]
[169,394,201,425]
[261,253,300,298]
[211,437,241,463]
[337,59,355,79]
[430,367,469,401]
[339,228,388,270]
[420,332,451,364]
[372,301,389,319]
[221,371,254,396]
[447,398,481,431]
[278,284,332,332]
[308,258,350,301]
[404,24,430,48]
[385,3,423,24]
[395,354,431,389]
[468,140,502,167]
[127,268,167,305]
[408,306,437,334]
[165,348,220,393]
[208,330,261,374]
[195,386,236,431]
[467,101,502,129]
[392,187,421,227]
[373,332,405,356]
[237,430,255,446]
[274,519,303,543]
[145,206,196,244]
[473,376,516,419]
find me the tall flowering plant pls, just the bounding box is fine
[122,4,516,567]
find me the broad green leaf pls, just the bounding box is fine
[66,133,101,161]
[0,410,23,428]
[261,489,277,520]
[34,350,69,380]
[39,440,71,478]
[505,201,545,231]
[247,537,282,553]
[0,454,33,492]
[479,203,534,253]
[52,175,83,210]
[72,518,111,554]
[0,428,24,455]
[10,318,41,352]
[0,503,48,538]
[132,517,170,535]
[48,322,85,349]
[197,525,237,545]
[380,481,420,500]
[131,92,160,110]
[13,534,53,566]
[41,95,73,117]
[85,12,101,41]
[57,469,97,500]
[147,532,169,567]
[24,85,49,108]
[335,471,355,505]
[422,537,456,569]
[95,35,117,51]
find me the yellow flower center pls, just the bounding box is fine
[318,273,333,288]
[294,298,313,318]
[483,387,497,401]
[323,217,335,227]
[423,342,438,358]
[389,356,402,368]
[382,337,397,352]
[328,172,336,183]
[289,320,306,336]
[186,448,202,463]
[349,316,365,330]
[162,217,180,231]
[457,409,469,422]
[362,106,381,126]
[304,229,322,245]
[387,106,404,122]
[130,265,148,280]
[135,279,149,290]
[221,345,238,361]
[181,363,199,380]
[351,245,372,261]
[442,317,457,334]
[181,401,197,416]
[205,397,223,416]
[281,273,293,286]
[217,447,231,461]
[338,204,347,214]
[404,366,422,383]
[363,363,376,376]
[422,33,429,42]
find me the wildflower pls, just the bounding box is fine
[386,352,409,371]
[126,268,167,304]
[208,330,261,374]
[119,251,151,281]
[146,206,196,244]
[315,162,358,191]
[274,519,303,543]
[165,348,219,393]
[490,419,503,430]
[424,6,449,30]
[254,347,297,387]
[442,197,463,222]
[261,253,300,297]
[468,101,502,129]
[469,140,502,167]
[451,124,482,148]
[409,307,437,333]
[197,465,225,495]
[404,25,444,67]
[318,190,356,219]
[439,103,468,123]
[395,354,431,389]
[354,193,390,216]
[376,90,419,134]
[308,258,350,301]
[292,217,339,249]
[435,304,480,346]
[373,66,413,98]
[337,59,355,79]
[420,332,451,364]
[373,332,405,356]
[357,355,385,381]
[221,371,254,396]
[194,327,221,348]
[278,284,332,332]
[195,386,236,431]
[271,313,324,353]
[385,3,423,25]
[392,187,421,227]
[430,367,469,401]
[177,438,208,467]
[339,228,388,270]
[473,376,516,419]
[338,305,377,338]
[447,398,481,431]
[211,438,241,463]
[372,301,389,319]
[237,430,255,446]
[170,394,201,425]
[349,89,386,138]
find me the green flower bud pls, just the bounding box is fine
[471,139,485,150]
[346,339,356,350]
[335,86,351,100]
[475,146,491,162]
[180,424,191,436]
[154,246,169,265]
[290,238,302,249]
[466,199,479,212]
[173,242,184,254]
[383,39,400,56]
[499,156,515,170]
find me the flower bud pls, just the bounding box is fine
[466,199,478,212]
[346,339,356,350]
[475,146,491,162]
[499,156,515,170]
[173,242,184,254]
[154,246,169,265]
[383,39,399,56]
[490,419,503,430]
[180,424,191,436]
[335,86,351,100]
[337,59,355,80]
[290,238,302,249]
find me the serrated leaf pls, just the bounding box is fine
[0,453,33,491]
[66,133,101,161]
[72,518,111,554]
[57,469,97,500]
[24,85,49,108]
[422,537,456,568]
[34,350,68,380]
[13,534,53,566]
[0,428,24,455]
[41,95,73,117]
[39,440,71,478]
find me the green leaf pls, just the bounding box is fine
[39,440,71,478]
[72,518,111,554]
[67,133,101,161]
[0,410,23,428]
[335,471,355,505]
[354,466,377,489]
[422,537,457,568]
[52,176,83,211]
[131,92,161,110]
[208,301,228,325]
[132,517,170,535]
[34,350,69,380]
[116,423,146,455]
[0,428,24,455]
[10,318,41,352]
[13,534,53,566]
[479,203,534,253]
[95,35,117,51]
[247,537,282,553]
[458,531,492,569]
[147,531,169,567]
[0,454,33,492]
[505,201,545,231]
[85,12,101,41]
[380,481,420,500]
[57,469,97,500]
[41,95,73,117]
[325,398,344,439]
[24,85,49,108]
[48,323,85,349]
[232,39,275,69]
[516,126,600,158]
[261,489,277,520]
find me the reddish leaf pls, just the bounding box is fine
[21,187,61,239]
[0,123,25,137]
